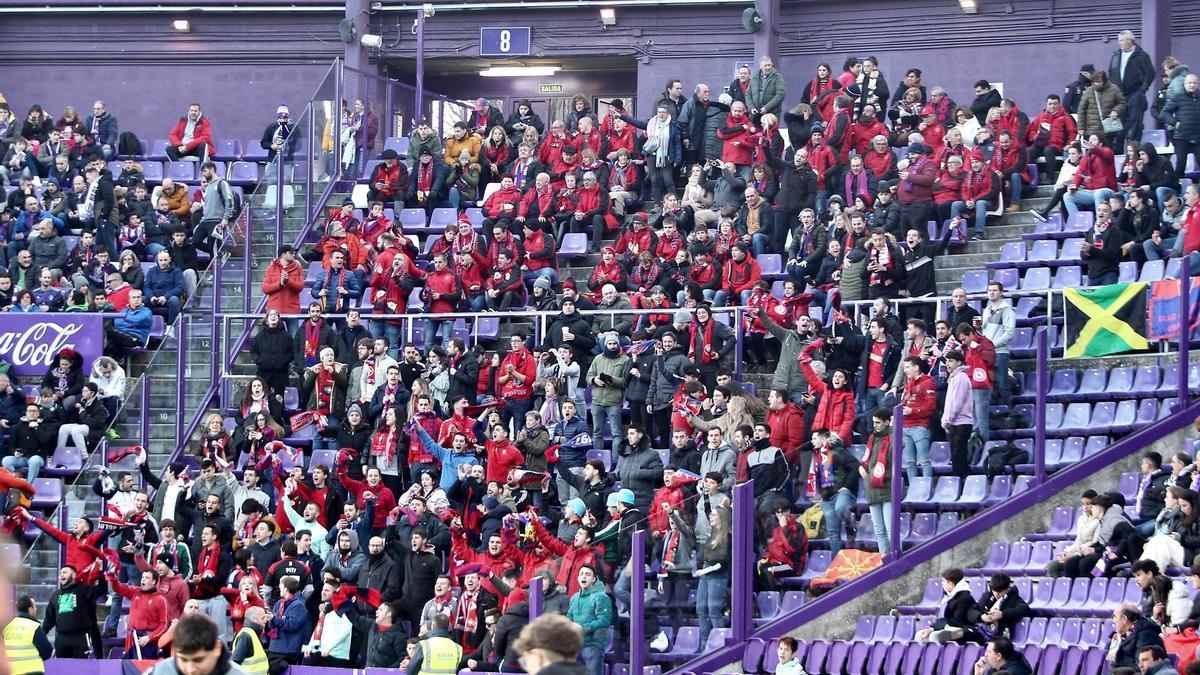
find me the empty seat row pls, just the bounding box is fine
[1013,364,1197,403]
[986,239,1083,270]
[103,159,262,186]
[999,399,1178,439]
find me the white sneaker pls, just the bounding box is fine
[163,325,175,339]
[650,631,669,652]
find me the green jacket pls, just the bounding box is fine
[585,352,630,407]
[567,584,613,647]
[748,70,787,115]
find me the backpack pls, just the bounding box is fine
[984,442,1029,478]
[216,179,243,223]
[117,131,142,157]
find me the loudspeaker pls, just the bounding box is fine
[338,18,357,44]
[742,7,763,33]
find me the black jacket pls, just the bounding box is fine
[542,312,597,366]
[1139,469,1172,520]
[1113,619,1164,670]
[1163,89,1200,142]
[970,89,1003,125]
[361,620,408,667]
[966,588,1030,637]
[1064,74,1093,115]
[768,149,818,213]
[856,336,901,397]
[252,322,295,372]
[932,586,975,631]
[11,418,55,457]
[358,552,402,603]
[291,320,347,369]
[447,352,479,405]
[1109,46,1157,97]
[1081,225,1125,280]
[494,601,530,667]
[44,581,106,641]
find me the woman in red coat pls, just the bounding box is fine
[798,341,856,443]
[717,101,760,175]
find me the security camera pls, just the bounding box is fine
[422,3,435,17]
[361,34,383,48]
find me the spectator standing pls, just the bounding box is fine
[1108,30,1157,147]
[860,408,895,555]
[956,323,996,445]
[940,350,975,479]
[565,565,612,675]
[265,577,311,675]
[1161,74,1200,180]
[980,282,1015,407]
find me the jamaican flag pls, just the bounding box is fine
[1064,282,1149,358]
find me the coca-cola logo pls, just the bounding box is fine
[0,321,85,368]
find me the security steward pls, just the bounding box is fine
[4,596,53,675]
[407,614,463,675]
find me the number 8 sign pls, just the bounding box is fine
[480,27,531,57]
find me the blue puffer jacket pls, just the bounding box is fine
[113,306,153,342]
[266,594,312,655]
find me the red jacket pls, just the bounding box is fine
[1183,205,1200,257]
[1026,108,1078,149]
[456,260,486,297]
[962,334,997,390]
[897,154,936,205]
[167,116,216,156]
[530,519,598,596]
[262,259,305,314]
[484,439,524,485]
[649,484,688,536]
[766,403,807,464]
[424,268,460,314]
[933,168,965,205]
[109,576,169,648]
[572,128,603,156]
[961,167,999,203]
[615,227,656,258]
[800,359,855,442]
[605,126,638,157]
[989,144,1032,185]
[718,113,760,166]
[900,373,937,428]
[498,349,536,400]
[35,517,105,583]
[863,148,895,180]
[451,527,514,578]
[655,232,684,262]
[486,236,521,274]
[1071,146,1117,191]
[722,256,762,295]
[482,185,523,219]
[807,143,836,190]
[335,469,396,529]
[851,120,890,156]
[522,229,556,271]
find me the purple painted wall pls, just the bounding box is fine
[3,0,1190,144]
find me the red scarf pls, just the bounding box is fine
[868,433,891,489]
[452,590,480,646]
[197,543,222,580]
[371,425,398,464]
[304,321,322,361]
[316,367,334,415]
[689,320,717,365]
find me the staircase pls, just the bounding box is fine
[933,186,1054,294]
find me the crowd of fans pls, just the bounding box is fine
[1,25,1199,675]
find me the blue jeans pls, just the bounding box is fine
[614,568,631,611]
[751,232,770,257]
[815,189,828,218]
[821,488,855,555]
[312,416,341,450]
[522,268,558,286]
[369,321,402,359]
[591,402,623,455]
[1008,174,1024,207]
[2,454,43,483]
[971,387,992,445]
[677,288,716,304]
[146,243,166,258]
[901,425,932,481]
[579,645,604,675]
[696,572,728,646]
[1089,271,1119,286]
[1064,188,1113,217]
[869,502,895,555]
[950,200,993,237]
[993,352,1011,408]
[423,319,453,352]
[1144,236,1177,261]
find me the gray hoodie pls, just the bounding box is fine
[982,299,1015,354]
[323,529,366,581]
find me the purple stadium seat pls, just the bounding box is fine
[898,578,944,615]
[399,208,427,233]
[1158,398,1179,420]
[756,590,780,621]
[985,475,1013,505]
[243,141,269,161]
[797,550,832,584]
[142,161,164,182]
[759,254,785,280]
[1087,401,1117,430]
[167,161,196,182]
[1024,540,1056,575]
[1135,398,1159,426]
[977,542,1010,576]
[430,207,458,229]
[1057,402,1091,434]
[909,513,938,542]
[1065,211,1094,233]
[928,476,962,507]
[852,616,877,642]
[1139,260,1165,283]
[742,638,766,672]
[1028,239,1057,264]
[930,442,951,473]
[1029,578,1056,610]
[1143,129,1169,147]
[937,643,963,675]
[847,641,871,675]
[780,590,806,613]
[1057,238,1084,262]
[44,446,84,476]
[993,267,1019,290]
[1130,366,1163,396]
[900,642,923,675]
[1052,265,1082,289]
[954,475,988,509]
[989,241,1026,268]
[148,139,170,160]
[1048,369,1079,396]
[1109,399,1137,432]
[1024,217,1063,240]
[1008,327,1034,355]
[31,478,62,509]
[229,161,260,185]
[871,614,897,642]
[884,642,906,675]
[1061,646,1085,675]
[962,270,988,295]
[1118,260,1139,283]
[1021,266,1051,291]
[1166,257,1183,279]
[559,233,588,260]
[657,626,699,660]
[761,639,785,672]
[214,139,242,160]
[903,476,933,505]
[804,641,829,674]
[1081,620,1107,645]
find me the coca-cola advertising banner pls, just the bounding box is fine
[0,315,104,378]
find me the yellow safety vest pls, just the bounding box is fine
[3,616,45,675]
[419,635,463,675]
[233,626,269,675]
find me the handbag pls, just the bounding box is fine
[1096,89,1124,134]
[801,503,825,539]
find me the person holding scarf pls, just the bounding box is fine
[1080,200,1126,286]
[301,347,348,450]
[368,406,404,496]
[798,340,856,445]
[860,408,895,555]
[266,577,311,675]
[688,304,733,391]
[863,227,905,300]
[802,63,842,121]
[451,565,499,650]
[370,250,423,349]
[498,333,537,431]
[613,106,675,207]
[292,303,344,371]
[190,523,234,640]
[106,567,169,659]
[805,429,859,555]
[335,465,396,534]
[221,575,266,635]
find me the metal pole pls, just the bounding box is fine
[528,575,544,621]
[414,9,425,123]
[140,376,150,452]
[1034,327,1048,485]
[243,204,251,314]
[890,404,904,560]
[335,61,344,184]
[734,306,744,380]
[176,317,187,447]
[1180,255,1191,409]
[306,108,316,221]
[630,529,646,675]
[731,481,755,642]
